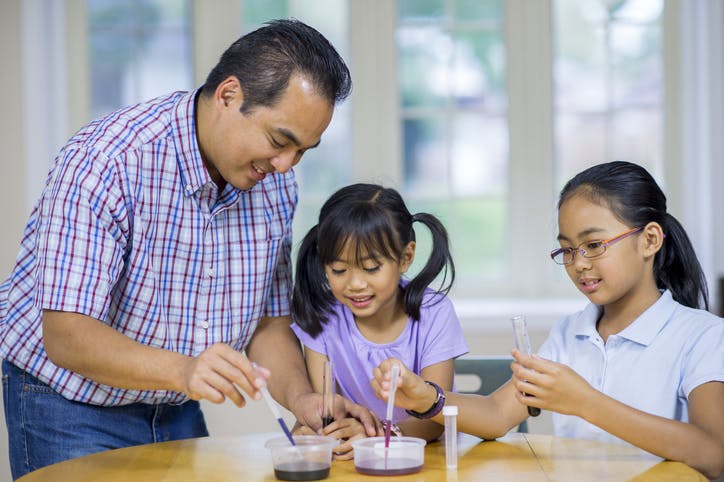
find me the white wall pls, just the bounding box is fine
[0,3,25,481]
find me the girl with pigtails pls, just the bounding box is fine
[290,183,468,458]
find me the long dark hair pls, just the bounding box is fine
[292,183,455,337]
[201,19,351,112]
[558,160,709,310]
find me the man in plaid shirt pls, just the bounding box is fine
[0,19,377,479]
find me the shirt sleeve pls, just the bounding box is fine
[537,323,564,361]
[290,321,327,355]
[680,320,724,397]
[418,295,469,369]
[36,146,128,322]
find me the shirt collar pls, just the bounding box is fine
[171,88,214,197]
[573,290,675,346]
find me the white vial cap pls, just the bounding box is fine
[443,405,458,416]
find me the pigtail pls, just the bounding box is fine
[655,213,709,310]
[291,225,336,337]
[403,212,455,321]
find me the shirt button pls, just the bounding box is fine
[206,267,214,277]
[200,320,209,330]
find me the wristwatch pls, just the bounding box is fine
[405,381,446,419]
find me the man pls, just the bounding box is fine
[0,19,376,479]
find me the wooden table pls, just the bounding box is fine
[17,432,706,481]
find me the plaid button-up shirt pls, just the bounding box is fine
[0,90,296,406]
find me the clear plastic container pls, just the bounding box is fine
[351,436,426,475]
[265,435,337,481]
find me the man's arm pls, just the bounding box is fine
[246,316,380,435]
[245,316,318,425]
[43,310,264,406]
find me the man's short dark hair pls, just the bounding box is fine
[201,18,351,112]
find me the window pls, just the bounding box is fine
[553,0,664,186]
[87,0,192,118]
[397,0,509,283]
[240,0,352,243]
[71,1,701,318]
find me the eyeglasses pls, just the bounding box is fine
[550,226,644,265]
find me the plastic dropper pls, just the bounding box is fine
[384,363,400,449]
[252,363,296,446]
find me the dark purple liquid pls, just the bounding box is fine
[274,461,330,481]
[384,421,391,447]
[322,416,334,428]
[355,458,423,476]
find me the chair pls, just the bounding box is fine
[454,355,528,433]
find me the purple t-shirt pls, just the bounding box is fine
[291,289,468,422]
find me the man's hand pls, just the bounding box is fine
[181,343,269,407]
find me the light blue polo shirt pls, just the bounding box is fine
[538,290,724,445]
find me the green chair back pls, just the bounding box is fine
[454,356,528,433]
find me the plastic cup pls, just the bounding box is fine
[265,435,337,481]
[351,436,426,475]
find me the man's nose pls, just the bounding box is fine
[270,150,298,174]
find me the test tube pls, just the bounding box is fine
[443,405,458,470]
[322,360,335,427]
[511,315,541,417]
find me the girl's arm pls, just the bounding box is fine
[303,346,326,394]
[512,350,724,479]
[373,358,529,440]
[395,359,450,442]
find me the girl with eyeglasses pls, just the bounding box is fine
[371,161,723,479]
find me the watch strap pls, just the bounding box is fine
[405,381,446,419]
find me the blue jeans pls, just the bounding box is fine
[1,360,209,480]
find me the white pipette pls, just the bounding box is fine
[384,363,400,449]
[252,363,296,446]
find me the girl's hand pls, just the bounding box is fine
[510,349,598,416]
[371,358,432,413]
[339,396,382,436]
[290,421,315,436]
[322,417,370,460]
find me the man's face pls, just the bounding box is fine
[202,74,334,190]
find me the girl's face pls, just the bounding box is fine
[556,194,660,312]
[324,240,415,324]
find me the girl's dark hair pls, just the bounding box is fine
[292,183,455,337]
[558,160,709,310]
[201,19,351,112]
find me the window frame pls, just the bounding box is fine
[25,0,722,324]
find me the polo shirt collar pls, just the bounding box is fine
[572,290,675,346]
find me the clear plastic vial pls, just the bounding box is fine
[443,405,458,470]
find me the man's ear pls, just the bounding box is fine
[641,221,665,258]
[214,75,243,109]
[400,241,416,273]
